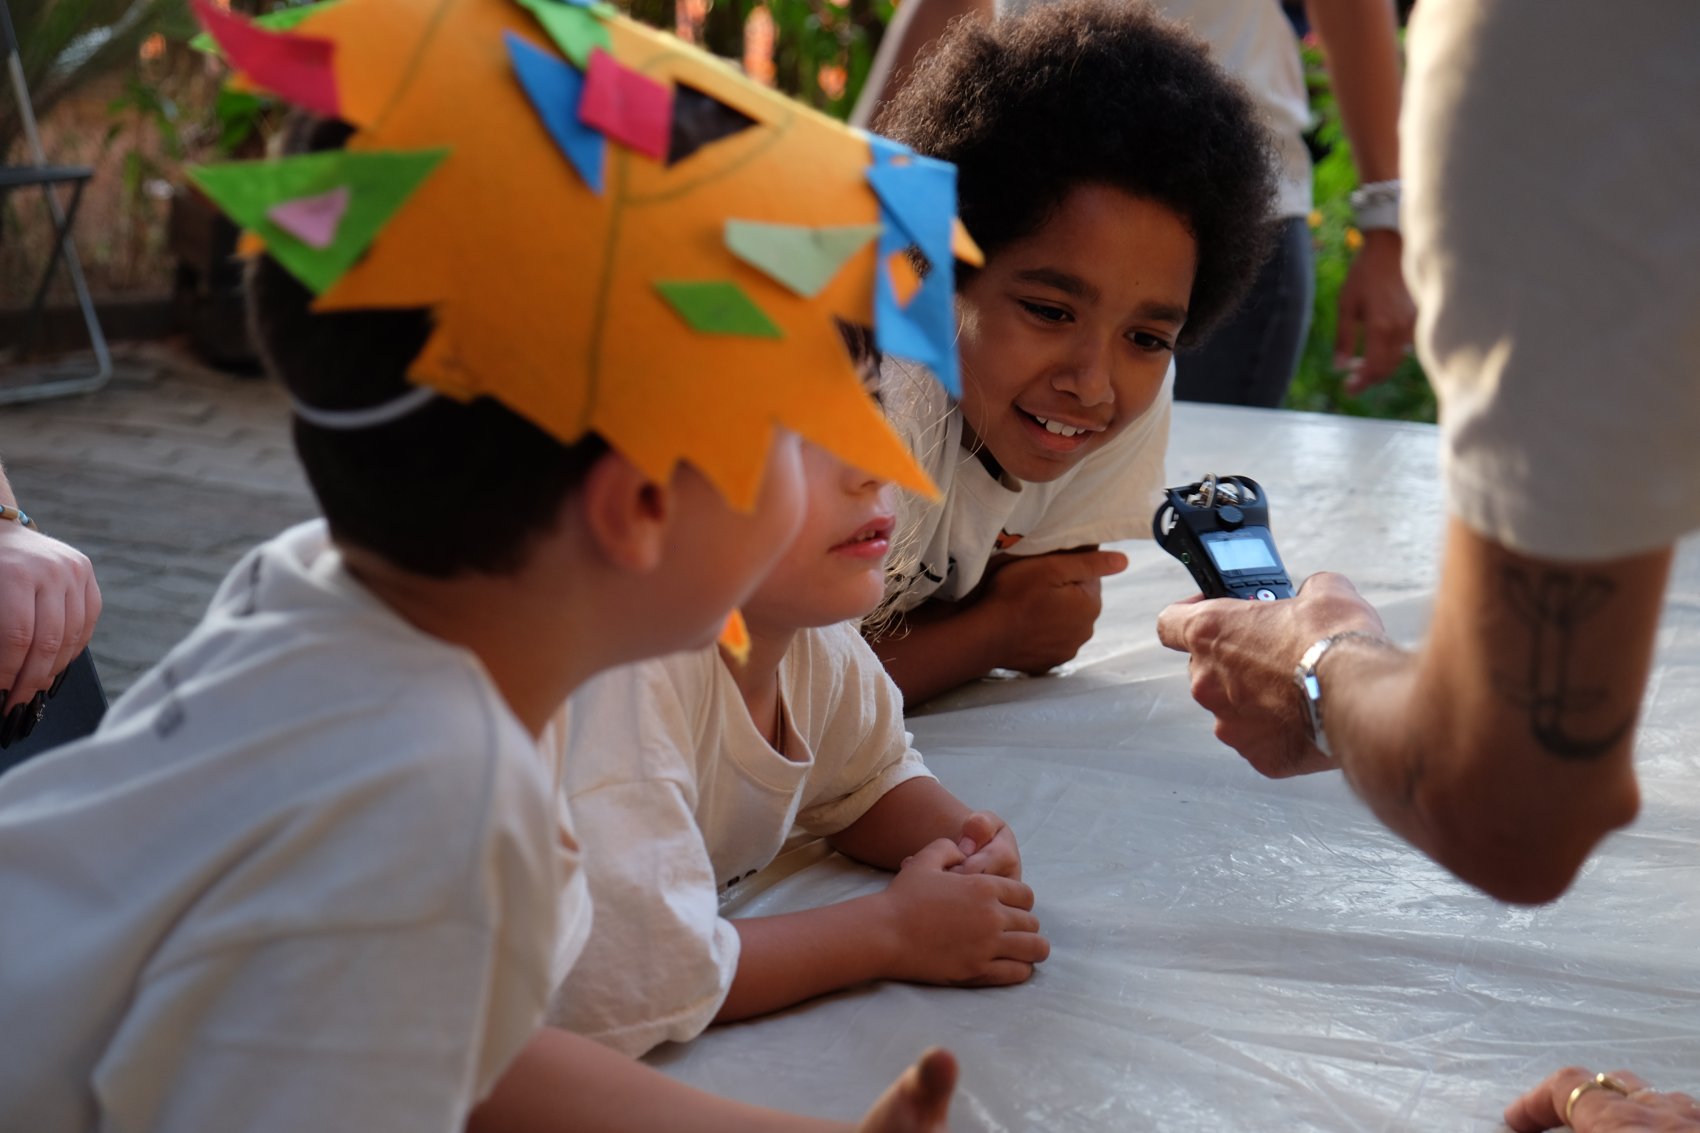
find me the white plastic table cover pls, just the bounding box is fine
[648,403,1700,1131]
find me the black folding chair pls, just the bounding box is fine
[0,0,112,405]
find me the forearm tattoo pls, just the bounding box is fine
[1496,564,1636,760]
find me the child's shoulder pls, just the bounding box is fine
[70,523,553,854]
[559,642,723,791]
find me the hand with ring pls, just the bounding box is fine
[1506,1067,1700,1131]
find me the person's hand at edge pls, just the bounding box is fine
[1505,1066,1700,1132]
[855,1048,958,1133]
[1335,229,1417,393]
[0,519,101,717]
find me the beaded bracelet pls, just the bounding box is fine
[0,503,38,530]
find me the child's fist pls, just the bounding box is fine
[952,810,1021,880]
[882,839,1049,987]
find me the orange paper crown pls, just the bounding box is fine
[190,0,987,511]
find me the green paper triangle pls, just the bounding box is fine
[190,0,341,55]
[188,147,450,295]
[515,0,612,68]
[655,280,784,339]
[725,220,883,299]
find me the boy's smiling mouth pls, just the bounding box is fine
[1015,407,1104,454]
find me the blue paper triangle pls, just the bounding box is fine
[867,133,914,168]
[873,224,961,397]
[866,155,956,269]
[865,139,962,395]
[506,32,605,194]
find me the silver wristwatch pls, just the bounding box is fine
[1294,632,1387,759]
[1348,178,1401,233]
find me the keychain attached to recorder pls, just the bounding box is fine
[1152,474,1294,601]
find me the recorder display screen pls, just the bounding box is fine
[1203,534,1277,573]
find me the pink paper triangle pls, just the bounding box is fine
[267,185,352,250]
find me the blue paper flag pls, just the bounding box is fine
[867,154,957,268]
[867,134,913,168]
[873,229,961,396]
[866,134,962,395]
[506,32,605,194]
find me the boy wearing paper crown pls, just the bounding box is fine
[0,1,973,1130]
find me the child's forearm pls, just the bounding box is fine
[469,1027,848,1133]
[828,777,970,871]
[717,897,900,1022]
[868,600,1003,706]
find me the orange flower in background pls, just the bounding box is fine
[743,5,775,86]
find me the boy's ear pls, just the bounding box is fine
[577,451,670,574]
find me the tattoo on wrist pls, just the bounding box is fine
[1496,564,1635,760]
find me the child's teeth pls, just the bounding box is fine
[1034,415,1085,438]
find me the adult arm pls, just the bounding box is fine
[849,0,989,129]
[0,460,101,708]
[1305,0,1415,390]
[871,547,1127,706]
[1157,517,1668,904]
[471,1028,957,1133]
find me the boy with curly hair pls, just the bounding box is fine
[866,0,1279,704]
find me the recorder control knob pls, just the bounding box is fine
[1216,504,1244,529]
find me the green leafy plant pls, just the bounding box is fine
[2,0,192,160]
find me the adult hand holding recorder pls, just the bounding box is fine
[1158,1,1698,908]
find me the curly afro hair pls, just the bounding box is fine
[874,0,1279,346]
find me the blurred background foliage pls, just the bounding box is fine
[7,0,1436,423]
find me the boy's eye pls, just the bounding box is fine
[1018,299,1071,323]
[1129,330,1175,353]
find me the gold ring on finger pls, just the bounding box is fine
[1566,1074,1634,1126]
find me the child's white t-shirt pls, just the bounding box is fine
[0,521,586,1133]
[548,620,933,1056]
[884,358,1172,613]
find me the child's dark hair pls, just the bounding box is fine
[247,116,607,578]
[874,0,1278,346]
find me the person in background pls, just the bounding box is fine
[855,0,1415,408]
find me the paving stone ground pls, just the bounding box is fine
[1,343,317,696]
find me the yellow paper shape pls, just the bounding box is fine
[952,217,984,267]
[718,609,750,664]
[887,250,922,308]
[267,0,938,508]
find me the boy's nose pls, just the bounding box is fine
[1052,338,1115,408]
[843,463,888,495]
